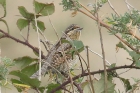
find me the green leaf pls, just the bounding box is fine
[31,20,46,32]
[18,6,34,19]
[17,19,29,31]
[117,42,140,67]
[108,63,116,69]
[61,39,71,44]
[11,79,23,84]
[94,79,115,93]
[47,83,62,93]
[14,56,38,69]
[81,79,96,93]
[10,71,41,87]
[81,78,115,93]
[0,0,6,18]
[38,87,46,93]
[61,40,84,53]
[21,63,39,77]
[18,6,41,19]
[71,40,84,52]
[34,1,55,16]
[119,77,132,92]
[128,51,140,67]
[94,73,116,93]
[11,79,23,92]
[116,42,127,50]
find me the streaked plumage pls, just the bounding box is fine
[31,24,83,78]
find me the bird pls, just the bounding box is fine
[31,24,83,78]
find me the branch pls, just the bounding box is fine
[0,29,45,59]
[73,2,140,54]
[95,1,107,92]
[49,65,140,93]
[85,46,95,93]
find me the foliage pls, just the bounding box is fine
[1,0,140,93]
[0,57,14,87]
[60,0,81,11]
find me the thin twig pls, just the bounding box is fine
[86,46,95,93]
[78,2,94,16]
[79,8,140,53]
[77,54,84,73]
[0,29,45,59]
[125,0,137,10]
[74,2,140,54]
[73,82,83,93]
[62,87,72,93]
[95,0,108,92]
[47,10,59,41]
[40,39,49,52]
[49,65,140,93]
[34,14,42,81]
[107,0,120,16]
[88,48,111,65]
[0,45,1,93]
[31,22,51,50]
[20,31,26,41]
[27,22,30,42]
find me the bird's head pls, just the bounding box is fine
[64,24,83,40]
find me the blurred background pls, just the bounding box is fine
[0,0,140,93]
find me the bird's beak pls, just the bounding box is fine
[78,27,83,30]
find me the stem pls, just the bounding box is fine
[86,46,95,93]
[95,0,107,92]
[34,14,42,81]
[49,65,140,93]
[0,29,45,59]
[27,21,30,42]
[0,45,1,93]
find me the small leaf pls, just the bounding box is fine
[0,0,6,18]
[17,19,29,31]
[34,1,55,16]
[13,83,31,91]
[31,20,46,32]
[116,42,127,50]
[10,70,21,77]
[128,51,140,67]
[61,39,71,44]
[47,83,62,93]
[18,6,34,19]
[94,79,115,93]
[108,63,116,68]
[11,79,23,84]
[11,79,23,92]
[18,6,41,19]
[38,87,46,93]
[72,40,84,52]
[21,63,39,77]
[81,79,96,93]
[10,71,41,87]
[14,56,38,69]
[119,77,132,92]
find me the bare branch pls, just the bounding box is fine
[95,0,108,92]
[49,65,140,93]
[0,29,45,59]
[34,14,42,81]
[85,46,95,93]
[107,0,120,16]
[88,48,111,65]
